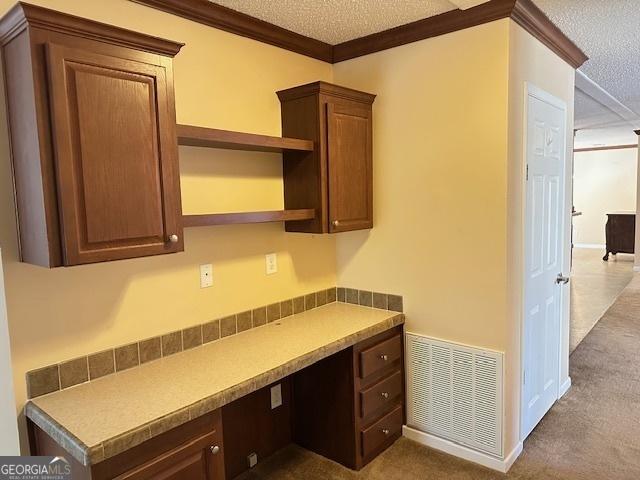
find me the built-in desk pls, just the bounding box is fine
[26,302,405,479]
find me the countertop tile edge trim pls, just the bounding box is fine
[25,312,404,466]
[25,401,96,465]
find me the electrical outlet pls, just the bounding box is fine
[265,253,277,275]
[247,452,258,468]
[200,264,213,288]
[270,384,282,409]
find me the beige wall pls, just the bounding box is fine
[573,148,637,246]
[0,0,577,462]
[333,17,513,448]
[0,0,336,451]
[506,21,575,451]
[333,18,575,457]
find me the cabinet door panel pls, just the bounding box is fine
[46,43,182,265]
[327,102,372,232]
[114,431,223,480]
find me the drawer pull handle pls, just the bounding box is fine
[382,429,390,436]
[381,391,389,399]
[380,354,388,361]
[210,445,220,455]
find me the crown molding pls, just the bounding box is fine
[129,0,333,62]
[510,0,587,69]
[574,144,637,153]
[332,0,515,62]
[130,0,587,68]
[0,2,184,56]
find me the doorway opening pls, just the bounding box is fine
[571,134,637,352]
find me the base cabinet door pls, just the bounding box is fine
[115,432,223,480]
[29,411,224,480]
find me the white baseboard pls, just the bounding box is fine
[402,425,523,473]
[574,243,605,249]
[559,377,572,398]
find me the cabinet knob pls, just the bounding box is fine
[210,445,220,455]
[381,392,389,399]
[168,234,179,243]
[332,220,340,227]
[382,429,390,436]
[380,354,388,361]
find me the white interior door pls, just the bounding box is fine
[522,85,567,440]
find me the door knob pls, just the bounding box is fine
[380,354,388,361]
[168,234,179,243]
[210,445,220,455]
[332,220,340,227]
[556,273,570,285]
[381,392,389,399]
[382,429,390,435]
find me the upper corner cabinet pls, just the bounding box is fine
[277,82,375,234]
[0,3,184,267]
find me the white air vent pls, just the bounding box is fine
[406,333,503,457]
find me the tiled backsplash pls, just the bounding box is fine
[26,287,403,399]
[337,287,403,313]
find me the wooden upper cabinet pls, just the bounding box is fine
[327,102,373,232]
[0,3,184,266]
[277,82,375,234]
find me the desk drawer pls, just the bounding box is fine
[360,370,402,418]
[360,405,403,458]
[359,334,402,379]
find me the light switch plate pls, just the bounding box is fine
[270,384,282,409]
[265,253,277,275]
[200,264,213,288]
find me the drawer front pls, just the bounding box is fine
[359,334,402,378]
[361,405,403,458]
[360,370,403,418]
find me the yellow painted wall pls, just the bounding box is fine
[333,19,575,457]
[506,21,575,453]
[0,0,336,451]
[0,0,576,461]
[332,17,513,449]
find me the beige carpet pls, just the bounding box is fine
[570,248,634,352]
[238,274,640,480]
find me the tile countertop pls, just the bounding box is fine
[26,302,404,466]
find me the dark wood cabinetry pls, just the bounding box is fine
[29,410,224,480]
[277,82,375,234]
[293,326,405,470]
[603,212,636,261]
[0,4,184,266]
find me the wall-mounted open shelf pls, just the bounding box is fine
[177,124,314,153]
[183,209,315,227]
[178,124,316,228]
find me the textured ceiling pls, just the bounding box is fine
[534,0,640,145]
[211,0,461,44]
[210,0,638,146]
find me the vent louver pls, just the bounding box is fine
[406,333,503,457]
